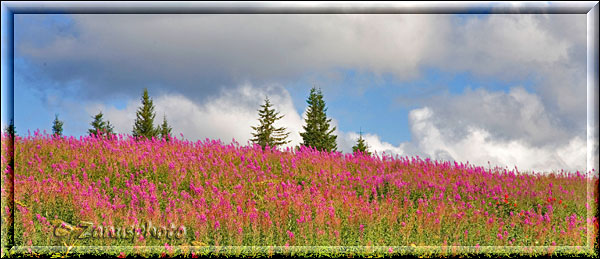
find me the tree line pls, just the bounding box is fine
[4,87,370,154]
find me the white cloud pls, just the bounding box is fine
[407,106,587,173]
[443,14,587,132]
[423,87,575,147]
[17,13,587,137]
[338,85,589,173]
[16,14,448,99]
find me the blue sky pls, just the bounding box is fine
[4,12,595,173]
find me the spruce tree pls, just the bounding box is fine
[352,130,371,155]
[89,111,114,137]
[251,97,290,149]
[52,114,63,137]
[300,87,337,152]
[132,88,158,139]
[159,114,173,141]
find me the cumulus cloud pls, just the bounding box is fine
[406,106,586,172]
[422,87,577,147]
[16,14,448,101]
[15,14,585,103]
[439,14,587,129]
[16,13,587,135]
[339,86,589,173]
[340,105,586,173]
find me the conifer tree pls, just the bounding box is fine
[300,87,337,152]
[159,114,173,141]
[52,114,63,137]
[88,111,114,137]
[251,97,290,149]
[4,119,16,137]
[132,88,158,139]
[105,121,115,137]
[352,129,371,155]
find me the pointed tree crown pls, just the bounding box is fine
[251,97,290,150]
[352,129,371,155]
[300,87,337,152]
[159,114,173,141]
[89,111,114,137]
[132,88,159,139]
[52,114,64,137]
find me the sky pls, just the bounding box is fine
[3,11,597,173]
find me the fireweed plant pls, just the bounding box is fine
[1,131,598,256]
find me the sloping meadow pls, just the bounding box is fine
[1,132,598,256]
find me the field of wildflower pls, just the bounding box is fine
[1,132,598,257]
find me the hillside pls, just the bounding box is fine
[1,132,598,256]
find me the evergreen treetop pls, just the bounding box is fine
[132,88,159,139]
[300,87,337,152]
[89,111,114,137]
[352,129,371,155]
[159,114,173,141]
[251,97,290,150]
[52,114,64,137]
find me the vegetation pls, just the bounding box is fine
[300,87,337,152]
[3,119,15,137]
[1,132,597,257]
[159,114,173,141]
[132,88,159,139]
[352,130,371,156]
[88,111,115,137]
[251,97,290,149]
[51,114,63,137]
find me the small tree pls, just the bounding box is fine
[132,88,158,139]
[352,130,371,155]
[4,119,16,137]
[52,114,63,137]
[105,121,115,137]
[300,87,337,152]
[251,97,290,149]
[159,114,173,141]
[89,111,114,137]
